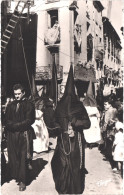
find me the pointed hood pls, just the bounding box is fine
[55,64,83,118]
[63,64,76,97]
[87,80,93,96]
[83,81,97,107]
[48,56,58,107]
[31,74,39,101]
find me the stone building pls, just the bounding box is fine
[102,17,122,96]
[33,0,104,97]
[1,0,122,99]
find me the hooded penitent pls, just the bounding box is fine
[83,80,97,107]
[47,56,58,107]
[51,64,91,194]
[43,59,60,137]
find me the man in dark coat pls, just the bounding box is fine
[51,65,91,194]
[5,84,35,191]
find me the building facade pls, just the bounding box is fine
[34,0,104,97]
[102,17,122,96]
[1,0,122,98]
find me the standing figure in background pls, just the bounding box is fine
[112,121,123,177]
[5,84,35,191]
[31,96,49,153]
[83,81,101,149]
[102,97,118,150]
[51,65,91,194]
[32,109,49,153]
[96,88,104,115]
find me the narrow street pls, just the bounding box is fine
[1,139,123,195]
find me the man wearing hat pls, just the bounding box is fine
[51,65,91,194]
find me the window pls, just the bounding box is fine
[47,9,58,28]
[45,9,60,45]
[95,34,98,46]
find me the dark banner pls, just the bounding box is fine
[3,14,37,96]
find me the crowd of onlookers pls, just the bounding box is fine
[97,91,123,178]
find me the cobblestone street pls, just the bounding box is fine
[1,138,123,195]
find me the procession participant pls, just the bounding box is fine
[5,84,35,191]
[43,60,61,148]
[83,81,102,149]
[32,108,49,153]
[43,97,61,138]
[31,95,49,154]
[51,65,91,194]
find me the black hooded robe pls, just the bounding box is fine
[5,99,35,183]
[51,101,91,194]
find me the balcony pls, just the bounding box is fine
[35,65,63,81]
[74,64,96,82]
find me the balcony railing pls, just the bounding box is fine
[35,65,63,81]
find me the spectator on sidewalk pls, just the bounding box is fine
[101,96,118,150]
[115,99,123,123]
[112,121,123,177]
[5,84,35,191]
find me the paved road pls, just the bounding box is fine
[1,139,123,195]
[84,147,123,195]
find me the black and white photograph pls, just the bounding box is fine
[1,0,123,194]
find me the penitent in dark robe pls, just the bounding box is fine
[5,98,35,184]
[51,65,91,194]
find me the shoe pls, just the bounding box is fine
[28,163,33,170]
[19,182,26,191]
